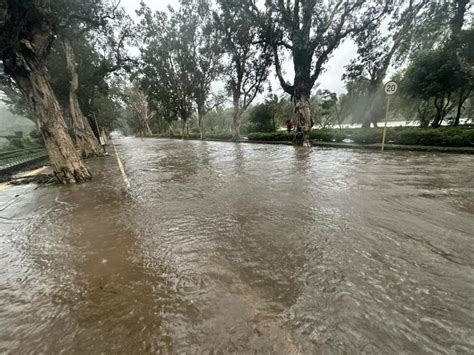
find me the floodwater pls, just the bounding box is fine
[1,138,473,354]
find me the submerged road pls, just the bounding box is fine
[0,137,473,353]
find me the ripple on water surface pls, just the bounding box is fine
[0,138,473,353]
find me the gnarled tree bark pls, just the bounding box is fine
[0,0,91,183]
[232,110,242,141]
[62,37,103,158]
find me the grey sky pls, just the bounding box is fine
[121,0,357,96]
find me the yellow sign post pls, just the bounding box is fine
[381,81,398,152]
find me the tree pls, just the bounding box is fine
[316,90,342,129]
[339,78,372,125]
[402,50,460,127]
[215,0,271,141]
[272,96,294,129]
[264,94,285,131]
[248,102,274,133]
[0,0,91,183]
[138,3,195,139]
[401,0,472,128]
[176,0,224,140]
[344,0,433,128]
[55,0,134,157]
[62,36,104,157]
[122,84,155,137]
[452,29,473,126]
[447,0,473,125]
[261,0,388,144]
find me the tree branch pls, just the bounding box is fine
[273,45,294,95]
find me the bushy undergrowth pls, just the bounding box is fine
[153,127,473,147]
[206,132,233,140]
[247,131,295,141]
[393,128,474,147]
[350,127,474,146]
[247,127,474,147]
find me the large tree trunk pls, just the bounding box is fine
[1,2,91,183]
[454,88,470,126]
[432,96,449,128]
[181,119,189,139]
[291,51,313,146]
[232,109,241,141]
[231,91,242,141]
[63,38,103,158]
[293,93,312,146]
[15,71,91,183]
[198,105,206,140]
[144,119,153,136]
[417,100,431,128]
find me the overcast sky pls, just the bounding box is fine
[121,0,358,98]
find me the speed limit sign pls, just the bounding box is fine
[384,81,398,96]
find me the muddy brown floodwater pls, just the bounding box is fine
[0,138,473,354]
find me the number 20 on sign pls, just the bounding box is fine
[381,81,398,152]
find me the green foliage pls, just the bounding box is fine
[395,128,474,147]
[248,129,346,143]
[350,127,474,146]
[8,138,24,149]
[402,49,460,101]
[310,130,338,142]
[206,132,233,140]
[247,102,274,133]
[6,135,43,150]
[350,129,384,144]
[215,0,271,138]
[339,78,373,124]
[29,130,45,146]
[248,127,474,147]
[247,132,295,141]
[401,30,473,127]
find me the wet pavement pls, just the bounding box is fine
[0,137,473,354]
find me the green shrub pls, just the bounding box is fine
[350,129,384,144]
[333,131,346,142]
[310,129,334,141]
[206,132,233,140]
[9,138,25,149]
[247,131,295,141]
[29,130,45,146]
[349,127,474,147]
[392,127,472,146]
[155,127,474,147]
[309,129,348,142]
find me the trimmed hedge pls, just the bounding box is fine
[247,127,474,147]
[206,132,233,140]
[309,129,346,142]
[394,128,474,147]
[248,130,346,142]
[349,127,474,147]
[152,132,234,140]
[247,131,295,141]
[152,127,474,147]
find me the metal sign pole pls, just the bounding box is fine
[381,96,391,153]
[381,81,398,153]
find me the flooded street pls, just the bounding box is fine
[1,138,473,353]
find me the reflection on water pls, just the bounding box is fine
[0,138,473,353]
